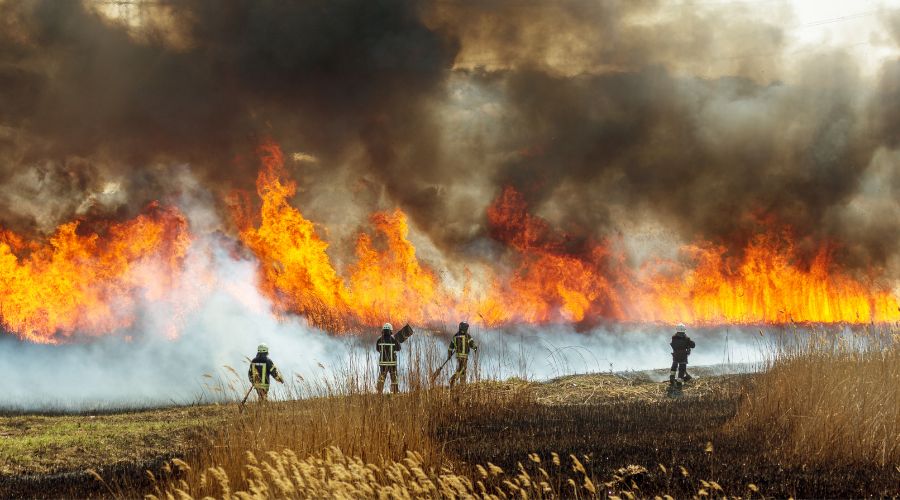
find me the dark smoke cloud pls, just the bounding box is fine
[0,0,898,277]
[486,58,875,254]
[0,0,456,233]
[422,0,898,276]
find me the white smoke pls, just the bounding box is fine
[0,238,348,410]
[466,324,765,382]
[0,250,767,411]
[0,174,768,411]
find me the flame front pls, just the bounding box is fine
[233,142,451,330]
[237,144,900,331]
[0,203,190,343]
[635,235,900,324]
[2,142,897,342]
[484,188,900,325]
[348,210,447,326]
[479,187,626,324]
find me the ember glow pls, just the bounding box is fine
[0,140,897,342]
[634,235,900,325]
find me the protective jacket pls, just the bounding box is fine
[376,333,401,366]
[448,332,477,360]
[248,354,282,389]
[670,332,696,363]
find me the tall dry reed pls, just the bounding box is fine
[147,447,600,499]
[171,335,534,498]
[729,326,899,466]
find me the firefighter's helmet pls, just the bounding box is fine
[675,323,686,334]
[257,343,269,354]
[458,321,469,333]
[382,323,393,332]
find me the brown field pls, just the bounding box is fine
[1,333,898,499]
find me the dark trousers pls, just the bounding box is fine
[449,358,468,387]
[377,365,399,394]
[670,360,691,383]
[255,387,269,401]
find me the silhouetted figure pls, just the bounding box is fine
[669,323,696,389]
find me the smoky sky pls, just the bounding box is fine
[0,0,899,277]
[0,0,457,233]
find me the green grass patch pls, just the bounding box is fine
[0,405,229,475]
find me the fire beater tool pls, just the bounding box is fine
[395,323,414,344]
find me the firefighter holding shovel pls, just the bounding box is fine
[448,322,478,388]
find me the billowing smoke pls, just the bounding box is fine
[0,0,456,237]
[0,0,898,269]
[428,1,899,276]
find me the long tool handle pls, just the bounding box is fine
[430,356,451,384]
[238,385,254,414]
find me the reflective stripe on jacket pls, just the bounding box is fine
[376,335,401,366]
[449,333,477,359]
[248,355,281,389]
[250,362,269,389]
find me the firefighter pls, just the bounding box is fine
[376,323,401,394]
[669,323,696,387]
[248,343,284,402]
[448,322,477,388]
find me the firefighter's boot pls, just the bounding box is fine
[667,379,683,397]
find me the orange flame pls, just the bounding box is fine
[236,143,900,330]
[348,210,446,325]
[233,142,349,328]
[484,188,900,325]
[633,233,900,324]
[3,141,892,341]
[0,203,190,343]
[233,142,452,330]
[481,187,626,324]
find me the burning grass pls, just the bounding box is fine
[227,142,900,333]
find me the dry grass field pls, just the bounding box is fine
[729,329,900,466]
[1,330,898,498]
